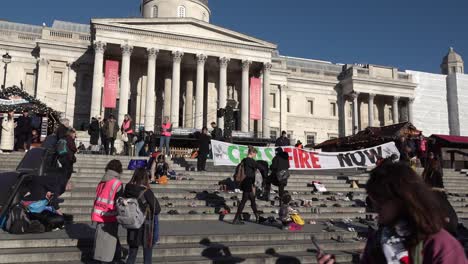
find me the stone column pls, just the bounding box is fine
[241,60,251,132]
[145,48,158,131]
[65,62,77,125]
[408,98,414,123]
[195,54,207,129]
[351,92,359,135]
[368,93,375,127]
[118,44,133,125]
[393,96,400,124]
[338,92,346,137]
[170,51,183,128]
[280,85,288,133]
[262,62,272,138]
[185,72,194,128]
[163,73,172,118]
[218,57,229,129]
[90,41,106,119]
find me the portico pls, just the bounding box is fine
[88,18,276,137]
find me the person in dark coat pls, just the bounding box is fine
[210,122,223,141]
[88,117,101,152]
[102,115,119,155]
[275,131,290,147]
[124,168,161,264]
[195,127,211,171]
[232,146,260,225]
[16,109,32,151]
[263,147,290,201]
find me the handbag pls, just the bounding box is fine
[127,159,148,170]
[234,162,246,183]
[121,133,129,143]
[290,213,305,226]
[276,170,290,183]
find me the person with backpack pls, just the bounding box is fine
[120,168,161,264]
[92,160,124,263]
[232,146,260,225]
[263,147,290,202]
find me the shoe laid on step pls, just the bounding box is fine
[232,218,245,225]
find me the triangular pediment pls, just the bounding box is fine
[91,18,276,50]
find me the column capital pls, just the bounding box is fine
[263,62,273,72]
[197,54,208,65]
[280,85,288,90]
[369,93,376,99]
[219,57,230,68]
[147,48,159,59]
[172,51,184,63]
[121,44,133,56]
[94,41,106,53]
[408,97,415,103]
[242,60,252,70]
[393,96,400,102]
[350,92,360,99]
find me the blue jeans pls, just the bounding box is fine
[135,141,145,157]
[159,136,171,155]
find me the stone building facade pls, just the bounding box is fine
[0,0,466,145]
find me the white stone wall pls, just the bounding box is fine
[454,73,468,136]
[142,0,210,22]
[407,70,450,135]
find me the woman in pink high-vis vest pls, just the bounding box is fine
[159,116,172,156]
[121,114,134,156]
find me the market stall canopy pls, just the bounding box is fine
[315,122,422,151]
[0,86,60,117]
[430,134,468,148]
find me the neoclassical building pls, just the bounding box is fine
[0,0,466,145]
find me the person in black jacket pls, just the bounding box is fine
[16,109,32,151]
[263,147,290,202]
[210,122,223,141]
[124,168,161,264]
[233,146,260,225]
[275,131,290,147]
[195,127,211,171]
[88,117,101,153]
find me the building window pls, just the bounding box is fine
[52,71,63,89]
[451,66,457,73]
[270,129,278,140]
[348,103,352,118]
[286,98,290,113]
[24,72,35,94]
[308,100,314,115]
[388,106,393,121]
[152,5,158,18]
[270,93,276,108]
[177,6,186,18]
[330,102,337,117]
[306,133,316,145]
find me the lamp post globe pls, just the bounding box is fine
[2,52,12,89]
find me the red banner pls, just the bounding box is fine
[103,60,119,108]
[250,77,261,120]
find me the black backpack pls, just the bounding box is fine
[276,170,290,183]
[5,204,45,234]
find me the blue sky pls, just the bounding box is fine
[2,0,467,73]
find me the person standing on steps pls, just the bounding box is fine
[263,147,290,202]
[124,168,161,264]
[0,110,16,153]
[275,131,290,147]
[232,146,260,225]
[16,109,32,151]
[92,160,124,264]
[210,122,223,141]
[103,115,119,155]
[195,127,211,171]
[159,116,172,157]
[88,116,101,153]
[121,114,134,156]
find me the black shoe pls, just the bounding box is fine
[232,219,245,225]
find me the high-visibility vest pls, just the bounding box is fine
[91,178,123,223]
[161,123,172,137]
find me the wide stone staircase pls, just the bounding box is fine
[0,152,467,263]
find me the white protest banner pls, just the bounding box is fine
[211,140,400,170]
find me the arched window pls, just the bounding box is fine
[177,6,186,18]
[152,5,158,18]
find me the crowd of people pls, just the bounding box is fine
[0,109,42,153]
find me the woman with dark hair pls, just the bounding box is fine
[121,114,134,156]
[1,110,15,152]
[318,162,467,264]
[92,160,124,263]
[232,146,260,225]
[124,168,161,264]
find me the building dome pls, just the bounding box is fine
[441,47,464,75]
[141,0,210,22]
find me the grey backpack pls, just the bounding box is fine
[116,190,147,229]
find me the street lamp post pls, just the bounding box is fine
[2,52,12,89]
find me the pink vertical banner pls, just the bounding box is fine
[250,77,262,120]
[103,60,119,108]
